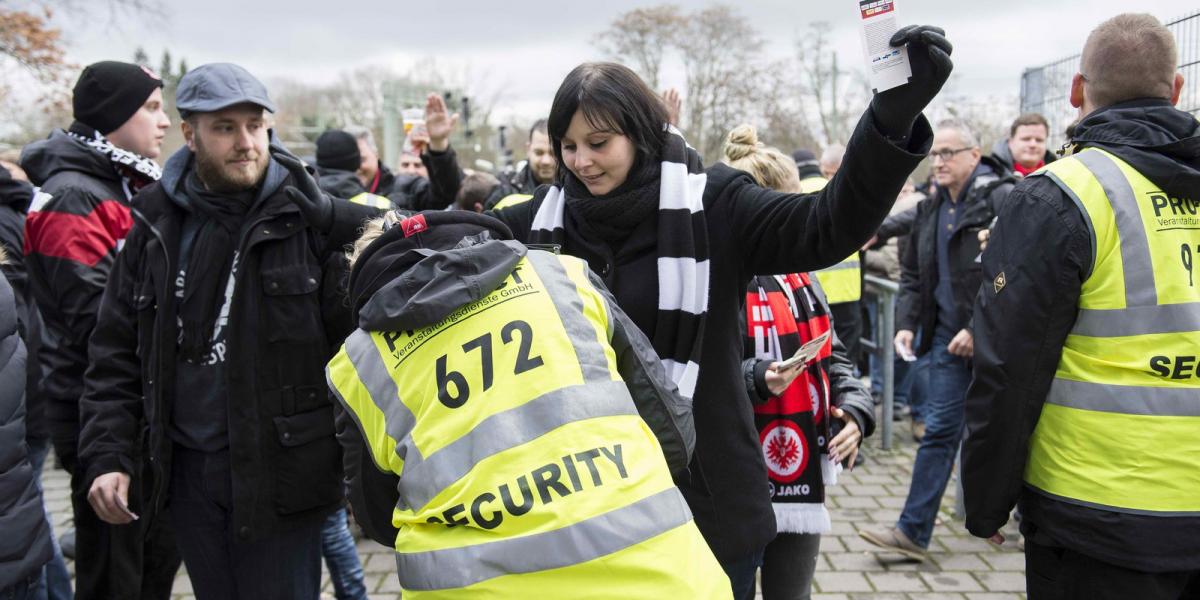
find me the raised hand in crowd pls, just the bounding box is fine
[424,92,459,153]
[662,88,682,126]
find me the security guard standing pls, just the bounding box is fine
[962,13,1200,599]
[802,163,865,367]
[326,210,730,599]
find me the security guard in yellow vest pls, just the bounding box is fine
[962,14,1200,598]
[797,171,865,364]
[327,210,730,599]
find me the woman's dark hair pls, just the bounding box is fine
[548,62,670,173]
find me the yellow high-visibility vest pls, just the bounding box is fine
[1024,148,1200,515]
[814,253,862,304]
[799,175,828,194]
[327,251,729,599]
[493,193,533,210]
[801,175,863,304]
[348,192,393,210]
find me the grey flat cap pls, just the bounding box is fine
[176,63,276,115]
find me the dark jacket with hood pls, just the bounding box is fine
[0,166,47,444]
[316,166,369,200]
[897,154,1016,354]
[489,110,932,562]
[335,211,698,546]
[0,273,53,590]
[77,144,378,541]
[19,123,143,468]
[490,163,547,206]
[962,99,1200,572]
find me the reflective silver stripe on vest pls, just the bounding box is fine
[1074,151,1158,306]
[395,487,692,591]
[818,259,861,273]
[342,329,421,461]
[1071,302,1200,337]
[397,380,638,510]
[1046,378,1200,417]
[526,251,614,383]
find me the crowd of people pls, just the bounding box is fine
[0,11,1196,600]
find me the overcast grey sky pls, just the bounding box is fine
[58,0,1195,121]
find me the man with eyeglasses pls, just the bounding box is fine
[858,119,1015,561]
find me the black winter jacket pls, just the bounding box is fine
[316,166,369,200]
[0,274,53,589]
[78,147,380,541]
[0,167,47,444]
[897,155,1015,353]
[372,150,463,211]
[19,124,139,468]
[963,99,1200,573]
[489,109,932,562]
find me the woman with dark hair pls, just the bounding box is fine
[485,26,952,596]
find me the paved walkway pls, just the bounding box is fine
[40,417,1026,599]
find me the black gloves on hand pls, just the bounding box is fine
[870,25,954,140]
[271,147,334,233]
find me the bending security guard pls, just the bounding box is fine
[326,210,731,598]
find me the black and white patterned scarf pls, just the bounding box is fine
[66,126,162,196]
[530,125,709,400]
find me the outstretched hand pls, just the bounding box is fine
[425,93,459,153]
[271,148,334,233]
[871,25,954,139]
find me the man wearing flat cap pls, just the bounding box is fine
[78,62,380,599]
[20,59,182,600]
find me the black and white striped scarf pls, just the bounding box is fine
[530,125,709,399]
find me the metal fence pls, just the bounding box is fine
[860,275,900,451]
[1020,10,1200,150]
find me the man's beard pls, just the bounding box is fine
[193,134,267,193]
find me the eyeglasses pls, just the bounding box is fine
[928,147,973,162]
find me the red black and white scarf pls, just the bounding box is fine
[745,272,839,534]
[530,125,708,400]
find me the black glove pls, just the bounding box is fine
[271,147,334,233]
[870,25,954,140]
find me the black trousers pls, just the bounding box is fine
[758,533,821,600]
[168,447,324,600]
[69,461,181,600]
[829,301,863,368]
[1026,535,1200,600]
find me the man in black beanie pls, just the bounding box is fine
[19,60,181,600]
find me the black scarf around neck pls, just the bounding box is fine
[178,170,253,362]
[564,159,661,244]
[530,125,709,401]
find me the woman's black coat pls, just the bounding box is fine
[490,110,932,562]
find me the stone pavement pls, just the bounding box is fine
[40,417,1025,599]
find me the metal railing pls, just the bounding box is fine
[860,275,899,450]
[1020,10,1200,151]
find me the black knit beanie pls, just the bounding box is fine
[72,61,163,135]
[316,130,362,172]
